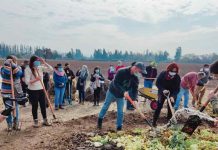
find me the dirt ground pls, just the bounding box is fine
[0,87,217,150]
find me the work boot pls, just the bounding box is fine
[13,118,20,130]
[33,119,39,128]
[8,124,12,132]
[117,126,122,131]
[42,119,52,126]
[59,105,64,109]
[97,118,103,129]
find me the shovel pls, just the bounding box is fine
[125,95,153,127]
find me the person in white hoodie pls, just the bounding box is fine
[25,56,53,127]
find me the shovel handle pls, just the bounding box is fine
[164,91,175,116]
[35,68,56,119]
[125,95,152,127]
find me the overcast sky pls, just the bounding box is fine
[0,0,218,57]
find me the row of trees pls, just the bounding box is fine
[0,42,217,63]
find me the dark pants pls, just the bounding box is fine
[28,89,47,120]
[64,80,72,103]
[94,87,101,105]
[153,94,175,125]
[79,90,85,103]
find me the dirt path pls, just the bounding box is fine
[0,101,120,150]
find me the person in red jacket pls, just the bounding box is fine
[174,72,205,110]
[115,60,125,72]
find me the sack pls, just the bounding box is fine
[181,115,201,135]
[211,96,218,114]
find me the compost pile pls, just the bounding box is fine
[88,127,218,150]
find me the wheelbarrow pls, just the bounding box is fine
[138,87,158,110]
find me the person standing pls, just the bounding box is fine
[53,64,67,110]
[107,65,116,81]
[20,60,29,94]
[152,63,181,127]
[115,60,125,72]
[76,65,89,105]
[1,55,23,131]
[174,72,205,110]
[143,61,157,88]
[25,56,53,127]
[98,62,146,131]
[91,67,104,106]
[64,63,75,105]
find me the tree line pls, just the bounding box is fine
[0,42,217,63]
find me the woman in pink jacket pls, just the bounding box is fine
[174,72,205,110]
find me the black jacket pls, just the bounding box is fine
[156,71,181,98]
[90,73,104,82]
[109,67,139,98]
[143,66,157,82]
[64,68,75,81]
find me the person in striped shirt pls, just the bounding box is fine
[1,55,23,131]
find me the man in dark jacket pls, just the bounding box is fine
[152,63,181,127]
[143,61,157,88]
[64,63,75,105]
[98,62,146,131]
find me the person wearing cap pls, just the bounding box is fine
[143,61,157,88]
[195,64,213,105]
[64,63,75,105]
[53,64,68,110]
[126,62,139,110]
[174,72,206,110]
[115,60,125,72]
[152,63,181,127]
[98,62,146,131]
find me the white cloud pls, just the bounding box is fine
[0,0,218,55]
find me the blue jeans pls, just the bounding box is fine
[99,90,125,128]
[54,87,66,107]
[3,98,19,125]
[144,80,153,88]
[174,87,189,110]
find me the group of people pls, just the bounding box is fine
[0,55,218,132]
[0,55,126,131]
[98,61,218,131]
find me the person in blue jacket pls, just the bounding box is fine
[53,64,67,110]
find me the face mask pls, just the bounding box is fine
[58,68,63,72]
[33,61,41,67]
[134,72,142,78]
[204,68,209,72]
[110,67,115,71]
[95,69,100,74]
[169,71,176,76]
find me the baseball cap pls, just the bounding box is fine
[134,62,147,74]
